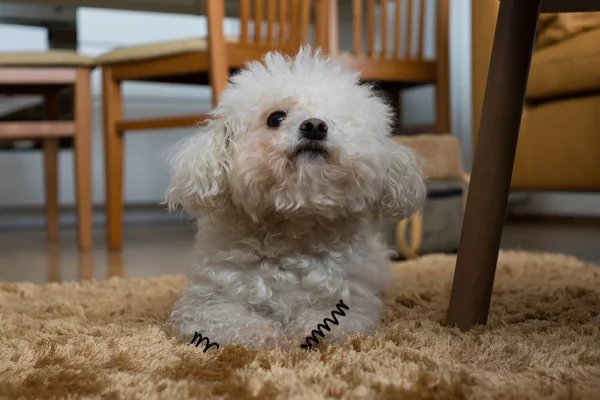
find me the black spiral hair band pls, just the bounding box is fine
[300,300,349,350]
[190,332,220,353]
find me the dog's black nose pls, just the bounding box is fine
[299,118,328,141]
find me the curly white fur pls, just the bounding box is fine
[167,48,426,349]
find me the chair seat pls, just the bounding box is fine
[0,51,95,67]
[337,52,437,83]
[96,37,238,65]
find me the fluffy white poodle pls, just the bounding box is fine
[167,48,426,349]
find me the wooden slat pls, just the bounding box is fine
[279,0,288,44]
[0,68,76,84]
[289,0,300,46]
[315,0,345,55]
[323,0,340,57]
[299,0,310,44]
[267,0,276,45]
[395,0,401,58]
[240,0,250,43]
[367,0,375,57]
[0,122,75,139]
[116,115,208,132]
[315,0,328,50]
[381,0,388,57]
[254,0,264,43]
[353,0,363,54]
[407,0,414,58]
[418,0,427,59]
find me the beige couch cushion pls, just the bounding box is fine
[513,96,600,191]
[527,27,600,101]
[536,13,600,49]
[0,51,94,67]
[393,134,464,181]
[96,37,238,65]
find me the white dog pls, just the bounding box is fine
[167,48,426,349]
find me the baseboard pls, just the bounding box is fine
[507,192,600,218]
[506,214,600,226]
[0,204,190,232]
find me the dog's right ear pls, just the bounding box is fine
[165,118,232,215]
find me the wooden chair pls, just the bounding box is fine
[316,0,450,134]
[0,51,94,249]
[98,0,312,250]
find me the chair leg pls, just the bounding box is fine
[43,139,60,243]
[102,67,125,250]
[446,0,541,330]
[435,0,451,133]
[380,83,402,134]
[43,92,60,243]
[74,68,93,250]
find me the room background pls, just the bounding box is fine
[0,0,596,227]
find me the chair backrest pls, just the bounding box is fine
[239,0,312,50]
[206,0,313,105]
[319,0,449,63]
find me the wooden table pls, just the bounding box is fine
[446,0,600,330]
[0,0,245,50]
[1,1,358,51]
[8,0,237,16]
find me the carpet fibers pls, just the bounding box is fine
[1,251,599,399]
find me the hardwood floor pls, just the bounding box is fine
[501,219,600,263]
[0,222,195,284]
[0,219,599,284]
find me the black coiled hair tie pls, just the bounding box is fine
[300,300,349,350]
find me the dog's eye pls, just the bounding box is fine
[266,111,287,128]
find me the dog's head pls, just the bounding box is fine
[167,48,426,221]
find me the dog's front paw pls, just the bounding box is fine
[238,320,288,349]
[175,311,287,350]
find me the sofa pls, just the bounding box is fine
[472,2,600,191]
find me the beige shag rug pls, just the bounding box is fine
[1,251,600,399]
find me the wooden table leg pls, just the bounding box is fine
[446,0,541,330]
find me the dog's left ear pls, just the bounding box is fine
[165,118,232,215]
[378,141,427,220]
